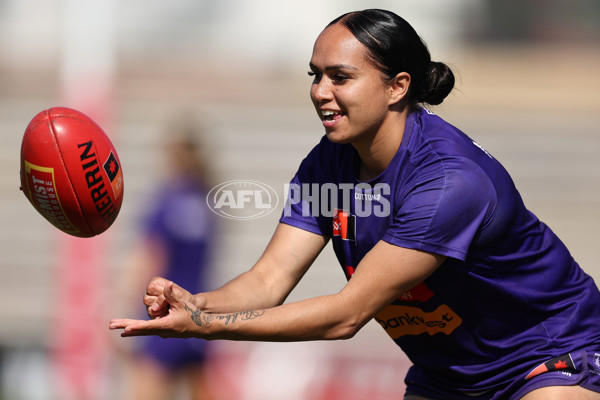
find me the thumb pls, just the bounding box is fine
[163,281,187,308]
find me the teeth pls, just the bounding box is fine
[322,110,341,120]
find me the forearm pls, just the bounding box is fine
[197,268,289,314]
[193,243,445,342]
[111,240,445,342]
[197,223,328,314]
[192,292,368,342]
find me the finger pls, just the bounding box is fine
[113,317,183,338]
[121,329,164,337]
[147,307,168,319]
[145,295,166,318]
[147,277,168,296]
[109,318,159,331]
[122,321,164,337]
[149,279,175,314]
[148,306,168,319]
[143,292,157,307]
[144,295,166,318]
[109,318,141,330]
[109,319,163,337]
[164,281,181,303]
[165,281,197,307]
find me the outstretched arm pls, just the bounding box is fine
[195,222,330,313]
[110,229,445,342]
[128,222,329,318]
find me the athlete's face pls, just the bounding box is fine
[309,23,395,144]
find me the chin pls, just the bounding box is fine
[324,130,353,144]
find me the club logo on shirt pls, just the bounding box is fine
[525,353,577,380]
[333,209,355,241]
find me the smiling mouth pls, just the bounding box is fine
[322,110,343,121]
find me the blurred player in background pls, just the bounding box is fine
[111,9,600,400]
[119,118,216,400]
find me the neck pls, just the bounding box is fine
[355,110,408,181]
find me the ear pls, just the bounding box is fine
[388,72,411,106]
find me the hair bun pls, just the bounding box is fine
[419,61,455,106]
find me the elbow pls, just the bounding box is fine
[336,326,360,340]
[323,294,373,340]
[327,316,366,340]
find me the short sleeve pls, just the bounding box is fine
[382,161,495,261]
[279,137,339,237]
[280,174,331,236]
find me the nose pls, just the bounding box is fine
[311,78,334,103]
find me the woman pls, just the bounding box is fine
[118,127,216,400]
[110,9,600,399]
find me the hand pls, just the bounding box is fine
[111,280,206,338]
[144,277,196,318]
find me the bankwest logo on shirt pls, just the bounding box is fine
[375,304,462,337]
[336,208,463,338]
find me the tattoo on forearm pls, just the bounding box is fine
[215,310,265,325]
[184,303,213,327]
[183,303,265,327]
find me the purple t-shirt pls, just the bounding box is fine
[137,178,214,369]
[280,107,600,393]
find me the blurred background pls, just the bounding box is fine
[1,0,599,399]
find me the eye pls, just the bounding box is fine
[307,70,322,82]
[331,73,349,83]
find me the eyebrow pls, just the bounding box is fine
[308,62,359,71]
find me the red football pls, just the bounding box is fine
[20,107,124,237]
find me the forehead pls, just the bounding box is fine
[310,23,369,67]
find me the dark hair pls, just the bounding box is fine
[328,9,454,108]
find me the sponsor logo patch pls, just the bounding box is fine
[375,304,462,338]
[525,353,576,380]
[23,161,78,234]
[102,150,123,198]
[333,209,355,241]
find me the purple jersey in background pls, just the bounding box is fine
[143,178,214,293]
[280,107,600,395]
[136,177,215,370]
